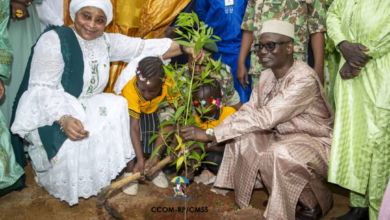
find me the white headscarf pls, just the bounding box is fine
[70,0,113,26]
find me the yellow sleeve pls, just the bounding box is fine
[218,106,237,123]
[122,79,141,119]
[165,77,183,107]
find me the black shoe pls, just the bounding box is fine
[331,207,369,220]
[162,164,176,175]
[296,204,322,220]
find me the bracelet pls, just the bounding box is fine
[60,115,70,132]
[179,44,186,54]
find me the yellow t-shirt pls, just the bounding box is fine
[122,76,181,119]
[196,106,236,129]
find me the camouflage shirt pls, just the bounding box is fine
[242,0,327,76]
[178,63,241,107]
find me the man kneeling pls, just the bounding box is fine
[180,20,334,220]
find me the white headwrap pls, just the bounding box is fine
[70,0,113,26]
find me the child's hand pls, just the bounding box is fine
[133,160,145,180]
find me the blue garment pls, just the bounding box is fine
[197,0,251,103]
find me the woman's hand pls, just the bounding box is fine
[180,126,208,143]
[133,160,145,180]
[61,116,89,141]
[339,62,360,80]
[183,46,206,64]
[338,41,371,70]
[10,1,30,21]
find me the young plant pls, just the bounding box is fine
[149,12,221,178]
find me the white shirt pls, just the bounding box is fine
[36,0,64,32]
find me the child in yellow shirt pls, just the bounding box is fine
[192,78,236,186]
[121,57,179,195]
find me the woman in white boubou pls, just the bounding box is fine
[11,0,198,206]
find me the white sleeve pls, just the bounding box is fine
[36,0,63,28]
[109,33,173,94]
[11,31,86,138]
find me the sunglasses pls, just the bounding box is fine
[254,41,291,52]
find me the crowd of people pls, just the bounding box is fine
[0,0,389,220]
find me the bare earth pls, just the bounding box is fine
[0,162,349,220]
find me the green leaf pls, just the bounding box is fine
[159,120,175,128]
[197,142,205,152]
[192,11,199,26]
[212,35,221,41]
[175,134,183,151]
[195,107,202,115]
[200,24,208,30]
[174,106,185,120]
[202,161,218,166]
[201,151,206,160]
[167,147,171,156]
[187,116,195,125]
[175,40,193,47]
[170,157,179,166]
[192,150,200,160]
[150,145,162,161]
[177,156,184,170]
[185,140,195,148]
[148,133,160,146]
[188,155,199,161]
[157,100,169,106]
[174,99,178,109]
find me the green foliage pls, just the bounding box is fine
[230,202,240,211]
[216,197,224,207]
[149,12,222,178]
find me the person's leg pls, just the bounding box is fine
[259,135,331,220]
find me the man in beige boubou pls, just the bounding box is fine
[180,20,334,220]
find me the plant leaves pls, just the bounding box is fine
[175,134,183,151]
[202,161,218,165]
[174,106,185,120]
[148,133,160,146]
[175,40,194,47]
[177,156,184,170]
[197,142,205,152]
[150,145,161,161]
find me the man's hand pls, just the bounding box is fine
[338,41,371,69]
[237,63,249,90]
[133,160,145,180]
[10,1,30,21]
[0,79,5,99]
[339,62,360,80]
[61,116,89,141]
[180,126,208,143]
[144,155,160,175]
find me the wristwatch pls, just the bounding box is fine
[205,128,214,141]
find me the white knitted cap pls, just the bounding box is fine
[260,20,295,39]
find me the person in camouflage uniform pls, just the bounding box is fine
[237,0,327,89]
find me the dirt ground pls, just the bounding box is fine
[0,162,349,220]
